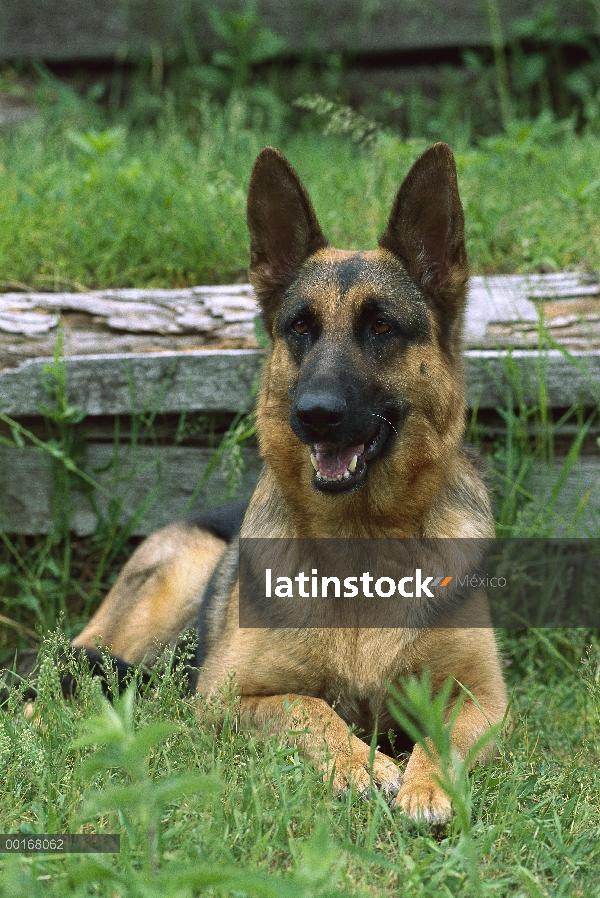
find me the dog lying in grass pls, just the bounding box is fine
[69,142,507,824]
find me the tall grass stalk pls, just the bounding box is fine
[485,0,514,131]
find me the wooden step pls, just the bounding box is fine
[1,274,599,535]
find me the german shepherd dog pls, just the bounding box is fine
[70,143,508,824]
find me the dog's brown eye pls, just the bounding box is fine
[291,319,309,335]
[372,318,392,335]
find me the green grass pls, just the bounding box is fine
[0,630,599,898]
[3,101,600,288]
[466,335,600,539]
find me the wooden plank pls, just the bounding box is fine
[0,285,260,368]
[530,459,600,536]
[463,272,600,342]
[0,349,262,417]
[3,274,600,367]
[466,350,600,410]
[0,443,262,536]
[2,275,600,416]
[465,273,600,349]
[0,0,595,62]
[2,347,600,417]
[0,441,597,536]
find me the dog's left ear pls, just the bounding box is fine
[247,147,328,330]
[378,143,468,309]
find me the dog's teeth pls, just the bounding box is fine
[310,453,319,472]
[348,455,358,473]
[343,471,350,480]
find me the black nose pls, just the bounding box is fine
[295,391,347,437]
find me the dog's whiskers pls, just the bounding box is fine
[373,413,399,437]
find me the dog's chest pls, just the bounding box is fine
[316,629,405,732]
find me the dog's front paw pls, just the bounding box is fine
[393,780,452,825]
[328,739,403,798]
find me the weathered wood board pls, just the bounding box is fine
[0,444,262,536]
[0,350,261,418]
[2,274,600,366]
[2,274,600,411]
[2,347,600,420]
[1,273,599,535]
[0,1,595,62]
[1,437,597,537]
[0,285,260,368]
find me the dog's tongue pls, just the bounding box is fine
[313,442,364,477]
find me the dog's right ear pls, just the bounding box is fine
[247,147,328,330]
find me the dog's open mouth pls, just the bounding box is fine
[309,421,390,493]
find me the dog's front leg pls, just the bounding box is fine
[392,705,481,825]
[394,677,507,824]
[240,694,403,797]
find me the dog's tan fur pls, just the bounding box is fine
[72,525,225,664]
[72,143,508,823]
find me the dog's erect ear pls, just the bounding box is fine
[247,147,328,328]
[378,143,468,309]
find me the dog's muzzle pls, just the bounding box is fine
[291,389,395,494]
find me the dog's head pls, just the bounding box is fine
[247,145,469,503]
